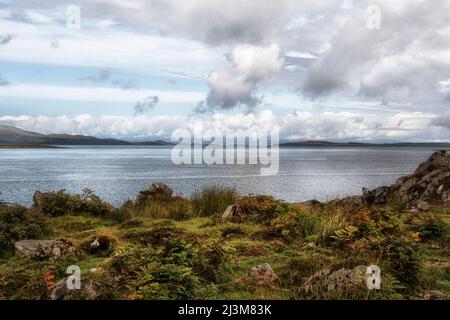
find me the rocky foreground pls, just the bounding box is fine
[0,152,448,300]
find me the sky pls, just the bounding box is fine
[0,0,449,142]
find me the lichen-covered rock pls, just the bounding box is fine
[49,278,102,300]
[14,239,75,260]
[246,263,279,288]
[302,266,368,298]
[363,151,450,208]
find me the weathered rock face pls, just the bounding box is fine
[136,182,173,204]
[302,266,368,298]
[363,151,450,208]
[14,240,75,260]
[246,263,279,288]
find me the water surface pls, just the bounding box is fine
[0,146,443,206]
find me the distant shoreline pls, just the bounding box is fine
[0,144,62,149]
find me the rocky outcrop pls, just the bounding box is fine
[246,263,279,288]
[302,265,368,298]
[363,151,450,208]
[136,182,173,204]
[14,239,75,260]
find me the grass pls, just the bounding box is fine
[0,185,448,300]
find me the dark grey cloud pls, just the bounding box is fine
[431,111,450,130]
[80,70,138,90]
[0,75,10,86]
[134,96,160,115]
[79,69,112,83]
[0,34,16,45]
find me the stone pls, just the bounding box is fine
[423,290,446,300]
[49,278,101,300]
[362,151,450,208]
[417,201,430,211]
[303,265,368,298]
[247,263,279,288]
[14,240,75,260]
[222,205,237,220]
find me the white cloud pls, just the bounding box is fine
[205,44,285,110]
[0,110,446,142]
[0,84,205,103]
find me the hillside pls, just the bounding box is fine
[0,124,131,145]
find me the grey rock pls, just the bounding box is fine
[15,240,75,260]
[417,201,430,211]
[362,151,450,208]
[222,205,237,220]
[247,263,279,288]
[303,265,368,297]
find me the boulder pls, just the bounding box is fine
[302,265,368,298]
[136,182,173,204]
[15,240,75,260]
[222,205,237,220]
[422,290,446,300]
[246,263,279,288]
[417,201,430,211]
[362,151,450,208]
[49,278,101,300]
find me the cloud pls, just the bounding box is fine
[431,111,450,130]
[0,33,15,45]
[0,74,10,86]
[204,44,285,111]
[79,69,112,83]
[134,96,160,115]
[0,83,205,103]
[0,110,446,142]
[302,0,450,105]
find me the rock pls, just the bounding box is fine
[303,265,368,298]
[442,191,450,203]
[222,205,237,220]
[417,201,430,211]
[362,151,450,208]
[136,182,173,204]
[247,263,279,288]
[437,184,444,195]
[422,290,446,300]
[14,240,75,260]
[49,278,101,300]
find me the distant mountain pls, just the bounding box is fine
[0,124,175,146]
[0,124,130,145]
[280,140,450,148]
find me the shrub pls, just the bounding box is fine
[192,186,238,217]
[384,237,423,289]
[0,205,49,257]
[34,189,112,217]
[235,195,287,223]
[108,239,227,299]
[167,199,193,220]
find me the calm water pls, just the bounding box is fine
[0,146,444,206]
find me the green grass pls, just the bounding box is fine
[0,187,448,300]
